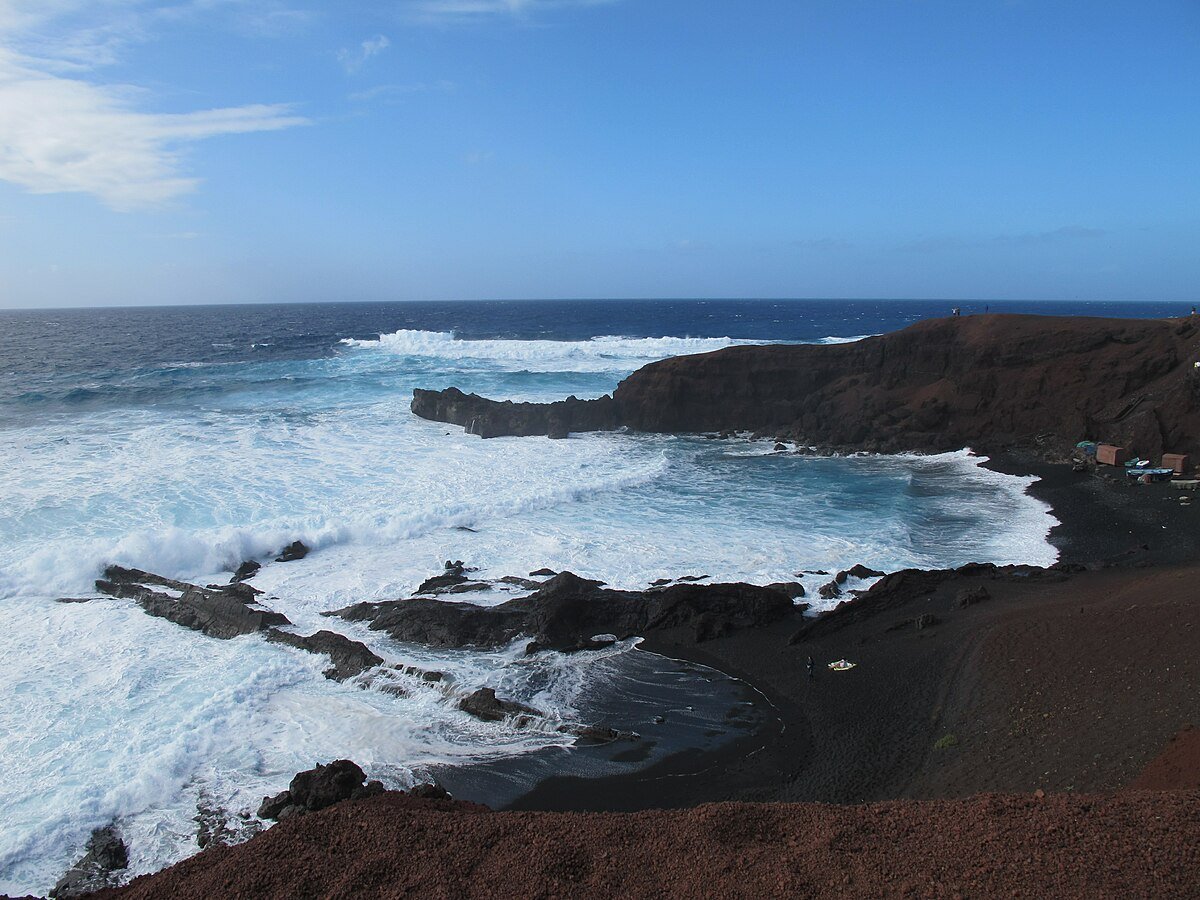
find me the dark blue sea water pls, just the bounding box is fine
[0,297,1181,893]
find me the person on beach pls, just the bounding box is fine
[807,656,815,680]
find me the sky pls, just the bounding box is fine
[0,0,1198,308]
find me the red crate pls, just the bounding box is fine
[1096,444,1128,466]
[1162,453,1191,474]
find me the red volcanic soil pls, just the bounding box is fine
[1128,725,1200,791]
[98,790,1200,899]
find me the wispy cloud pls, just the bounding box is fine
[405,0,621,24]
[338,33,389,73]
[349,79,455,103]
[0,1,309,210]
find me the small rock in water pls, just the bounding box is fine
[459,687,543,723]
[774,442,788,451]
[230,560,261,583]
[846,564,885,579]
[275,541,309,563]
[529,568,557,577]
[51,825,128,899]
[819,581,842,599]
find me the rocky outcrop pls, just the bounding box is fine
[331,571,797,651]
[412,315,1200,459]
[257,760,384,822]
[411,387,619,438]
[265,629,383,681]
[790,561,1084,643]
[275,541,309,563]
[96,566,290,639]
[459,688,542,722]
[50,826,128,898]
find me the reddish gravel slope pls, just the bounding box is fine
[98,790,1200,900]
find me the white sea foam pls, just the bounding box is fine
[339,330,767,372]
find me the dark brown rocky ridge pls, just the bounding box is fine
[413,314,1200,458]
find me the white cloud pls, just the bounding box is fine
[338,33,389,73]
[406,0,620,24]
[0,2,309,210]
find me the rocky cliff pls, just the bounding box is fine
[412,315,1200,458]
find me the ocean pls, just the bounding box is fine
[0,298,1184,893]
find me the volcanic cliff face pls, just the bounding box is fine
[413,315,1200,458]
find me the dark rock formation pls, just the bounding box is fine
[257,760,383,822]
[411,387,619,438]
[416,572,468,594]
[818,581,842,599]
[845,564,885,580]
[50,826,128,898]
[275,541,309,563]
[230,560,261,583]
[265,629,383,681]
[765,582,806,599]
[96,566,290,639]
[459,688,542,722]
[331,571,796,652]
[791,562,1084,643]
[529,568,557,577]
[412,315,1200,459]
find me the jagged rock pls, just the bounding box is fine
[231,560,261,583]
[819,581,842,599]
[766,582,806,599]
[266,629,383,681]
[195,795,256,851]
[96,566,290,639]
[499,575,542,590]
[416,572,469,594]
[213,581,263,601]
[525,636,617,655]
[275,541,309,563]
[50,826,128,898]
[562,724,639,744]
[846,564,886,580]
[331,572,795,652]
[411,387,620,439]
[459,688,542,722]
[774,442,788,451]
[257,760,380,822]
[914,613,940,630]
[443,581,493,594]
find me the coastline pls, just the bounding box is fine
[507,450,1200,812]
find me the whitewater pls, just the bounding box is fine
[0,303,1070,895]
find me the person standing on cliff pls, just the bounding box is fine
[806,656,816,680]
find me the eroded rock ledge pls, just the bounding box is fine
[412,314,1200,458]
[329,571,797,651]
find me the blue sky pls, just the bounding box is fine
[1,0,1198,308]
